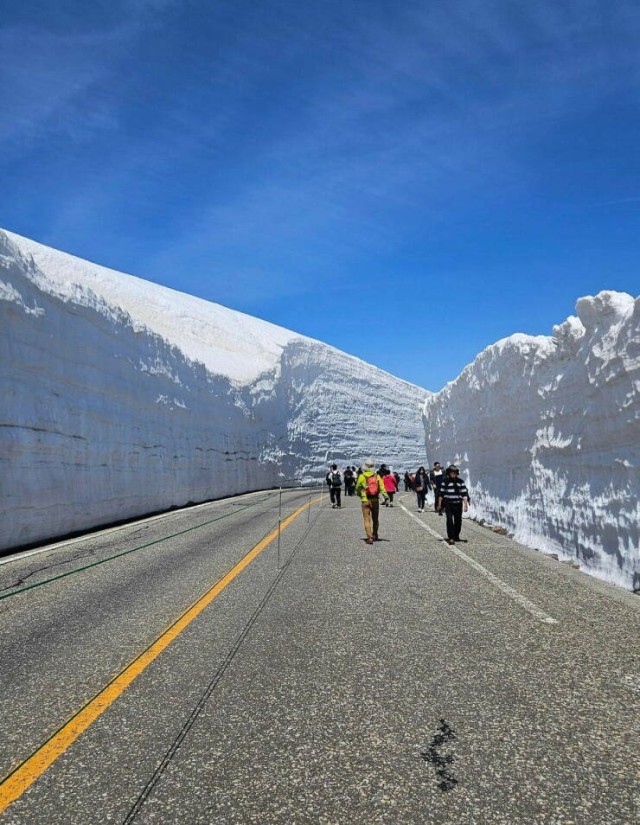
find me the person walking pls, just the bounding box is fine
[403,471,413,492]
[326,464,342,508]
[437,465,469,544]
[377,465,390,505]
[343,466,354,497]
[383,470,398,506]
[429,461,445,514]
[414,466,430,512]
[356,458,389,544]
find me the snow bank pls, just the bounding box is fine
[4,230,298,384]
[1,230,427,550]
[423,292,640,591]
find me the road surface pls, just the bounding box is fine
[1,488,638,823]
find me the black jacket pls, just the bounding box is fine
[414,471,430,491]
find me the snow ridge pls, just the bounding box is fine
[3,229,302,384]
[423,292,640,591]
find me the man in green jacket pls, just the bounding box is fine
[356,458,389,544]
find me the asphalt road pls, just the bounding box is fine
[0,489,638,824]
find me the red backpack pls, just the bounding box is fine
[366,473,379,497]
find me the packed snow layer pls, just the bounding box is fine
[4,230,297,384]
[423,292,640,591]
[1,230,428,550]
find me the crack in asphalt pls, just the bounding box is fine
[421,719,458,792]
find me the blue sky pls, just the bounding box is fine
[2,0,639,391]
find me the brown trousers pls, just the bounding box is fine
[361,498,380,539]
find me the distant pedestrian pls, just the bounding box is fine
[437,465,469,544]
[326,464,342,508]
[343,466,355,496]
[414,466,430,512]
[429,462,445,514]
[356,458,389,544]
[383,470,398,506]
[403,471,413,492]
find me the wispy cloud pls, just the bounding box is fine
[140,0,640,304]
[5,0,640,310]
[588,197,640,208]
[0,0,181,151]
[0,25,123,149]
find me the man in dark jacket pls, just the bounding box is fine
[437,465,469,544]
[326,464,342,508]
[343,467,354,496]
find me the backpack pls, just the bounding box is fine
[330,471,341,487]
[365,473,379,497]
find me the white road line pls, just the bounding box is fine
[399,502,559,625]
[0,489,279,568]
[0,501,228,568]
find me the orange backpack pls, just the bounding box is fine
[366,473,379,497]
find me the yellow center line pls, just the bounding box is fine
[0,495,323,815]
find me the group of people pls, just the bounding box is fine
[326,463,400,509]
[326,460,469,546]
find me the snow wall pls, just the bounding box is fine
[423,291,640,591]
[1,230,428,551]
